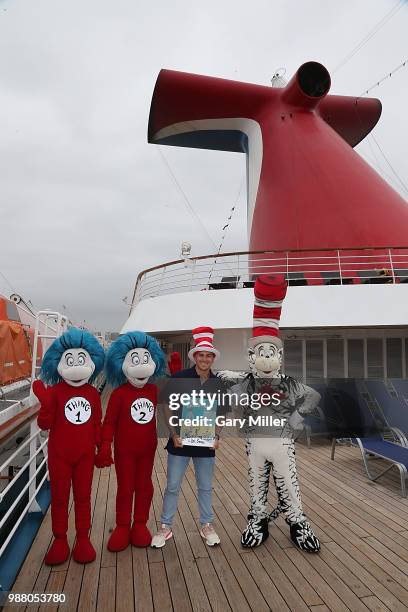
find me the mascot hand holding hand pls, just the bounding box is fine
[218,275,321,553]
[33,328,105,566]
[96,331,165,551]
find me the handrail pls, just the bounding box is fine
[0,470,48,559]
[0,455,47,526]
[130,246,408,307]
[0,414,48,560]
[31,311,68,381]
[0,395,31,428]
[0,308,69,562]
[0,425,40,476]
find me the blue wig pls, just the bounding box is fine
[40,327,105,385]
[105,331,166,388]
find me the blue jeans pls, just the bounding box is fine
[161,454,215,526]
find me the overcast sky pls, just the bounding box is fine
[0,0,407,331]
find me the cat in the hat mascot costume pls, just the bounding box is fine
[95,331,165,550]
[32,328,105,565]
[218,275,321,552]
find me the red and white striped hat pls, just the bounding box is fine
[248,275,287,349]
[188,326,220,361]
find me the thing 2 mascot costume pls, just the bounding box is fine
[32,328,105,565]
[219,275,321,552]
[95,331,165,550]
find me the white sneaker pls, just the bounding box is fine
[151,524,173,548]
[200,523,220,546]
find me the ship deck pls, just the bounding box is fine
[6,431,408,612]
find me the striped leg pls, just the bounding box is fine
[269,438,320,553]
[241,439,271,548]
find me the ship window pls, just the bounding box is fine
[327,339,344,378]
[367,338,383,379]
[386,338,402,378]
[348,339,364,378]
[283,340,303,379]
[306,340,324,381]
[6,301,20,322]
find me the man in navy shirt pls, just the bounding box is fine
[152,327,227,548]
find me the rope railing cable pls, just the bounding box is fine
[359,147,407,193]
[354,98,408,197]
[0,270,17,295]
[156,146,218,250]
[333,0,405,74]
[369,132,408,195]
[358,58,408,97]
[207,178,244,284]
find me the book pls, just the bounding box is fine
[180,396,216,447]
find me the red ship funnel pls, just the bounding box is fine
[148,63,408,251]
[282,61,331,108]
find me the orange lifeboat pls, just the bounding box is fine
[0,296,36,386]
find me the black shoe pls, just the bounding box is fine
[241,517,269,548]
[290,521,320,553]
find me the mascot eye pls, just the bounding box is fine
[66,355,74,366]
[259,350,265,358]
[131,353,140,365]
[143,353,149,364]
[77,354,85,366]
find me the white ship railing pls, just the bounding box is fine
[131,246,408,306]
[31,311,69,381]
[0,310,68,562]
[0,396,31,427]
[0,414,48,560]
[0,311,67,428]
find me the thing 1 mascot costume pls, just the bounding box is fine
[33,328,105,565]
[219,275,321,552]
[95,331,165,550]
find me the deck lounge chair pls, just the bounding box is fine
[331,436,408,497]
[360,380,408,437]
[323,379,408,496]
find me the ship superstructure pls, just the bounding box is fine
[123,62,408,380]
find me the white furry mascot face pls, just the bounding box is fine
[248,339,283,378]
[57,349,95,387]
[122,348,156,388]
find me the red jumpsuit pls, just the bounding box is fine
[37,381,102,541]
[101,382,158,537]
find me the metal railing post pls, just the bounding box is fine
[189,260,195,292]
[30,315,41,382]
[138,274,145,302]
[159,266,166,296]
[388,248,396,283]
[337,250,343,284]
[28,420,41,512]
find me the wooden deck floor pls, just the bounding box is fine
[6,436,408,612]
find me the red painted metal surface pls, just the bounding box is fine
[148,62,408,251]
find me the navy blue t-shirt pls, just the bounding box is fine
[163,366,228,457]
